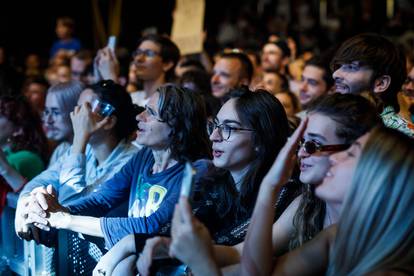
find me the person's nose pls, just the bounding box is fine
[211,74,220,85]
[44,113,54,124]
[209,126,223,142]
[332,66,344,81]
[134,52,145,63]
[406,79,414,91]
[136,109,148,122]
[299,79,308,92]
[297,143,310,158]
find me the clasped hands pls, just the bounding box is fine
[25,185,70,231]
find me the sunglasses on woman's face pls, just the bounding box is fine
[299,139,350,154]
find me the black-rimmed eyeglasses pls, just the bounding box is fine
[207,121,255,141]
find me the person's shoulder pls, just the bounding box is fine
[274,194,303,229]
[53,141,71,155]
[118,140,141,155]
[191,160,230,183]
[192,158,213,172]
[7,150,45,179]
[287,194,303,210]
[7,150,42,163]
[128,146,152,162]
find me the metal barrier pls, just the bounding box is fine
[0,193,106,276]
[57,231,106,275]
[0,193,26,276]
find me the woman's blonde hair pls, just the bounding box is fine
[327,126,414,275]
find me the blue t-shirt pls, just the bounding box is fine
[50,38,81,57]
[67,147,211,247]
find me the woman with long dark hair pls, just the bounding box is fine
[168,93,381,272]
[94,87,294,275]
[168,125,414,275]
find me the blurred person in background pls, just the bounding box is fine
[0,95,48,213]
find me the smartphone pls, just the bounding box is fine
[180,162,195,198]
[107,35,117,51]
[91,98,116,117]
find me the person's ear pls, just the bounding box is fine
[103,116,117,130]
[162,61,174,74]
[373,75,391,93]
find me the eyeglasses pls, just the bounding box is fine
[299,139,350,155]
[132,49,160,58]
[207,120,254,141]
[143,104,164,122]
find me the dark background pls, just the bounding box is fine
[1,0,413,65]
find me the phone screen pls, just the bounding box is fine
[107,36,116,51]
[180,162,195,197]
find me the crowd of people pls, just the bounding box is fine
[0,14,413,276]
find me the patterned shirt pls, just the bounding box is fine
[381,106,414,138]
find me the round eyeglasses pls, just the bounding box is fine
[299,139,350,154]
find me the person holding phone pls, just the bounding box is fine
[15,80,139,242]
[24,84,212,255]
[94,34,181,109]
[93,86,294,275]
[134,93,381,276]
[168,126,414,276]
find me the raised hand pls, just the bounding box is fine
[70,102,110,153]
[169,196,220,276]
[94,48,120,82]
[240,118,308,276]
[262,117,308,190]
[137,236,171,276]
